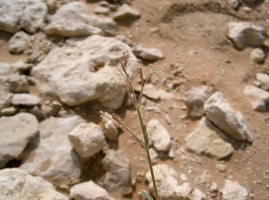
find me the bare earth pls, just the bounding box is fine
[1,0,269,199]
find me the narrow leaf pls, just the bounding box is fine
[141,190,154,200]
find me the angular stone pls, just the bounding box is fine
[31,35,138,109]
[0,0,47,33]
[101,112,119,140]
[221,180,248,200]
[147,119,171,151]
[20,116,85,185]
[244,85,269,112]
[0,77,13,110]
[45,2,116,37]
[256,73,269,91]
[0,106,18,116]
[113,4,140,21]
[175,182,206,200]
[183,85,214,118]
[228,22,267,49]
[250,48,265,63]
[70,181,115,200]
[204,92,253,142]
[0,168,68,200]
[8,74,29,93]
[186,117,234,160]
[138,48,164,62]
[68,123,106,158]
[94,6,110,15]
[8,31,30,53]
[102,150,132,196]
[136,84,175,100]
[12,94,40,106]
[0,113,38,167]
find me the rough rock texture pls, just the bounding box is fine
[20,116,85,185]
[250,48,265,63]
[70,181,115,200]
[183,85,214,118]
[31,35,138,109]
[0,0,47,33]
[204,92,253,142]
[134,46,164,62]
[102,150,132,196]
[101,112,119,140]
[8,31,30,53]
[0,113,38,167]
[68,123,106,158]
[186,117,234,160]
[0,168,68,200]
[146,119,171,151]
[136,84,175,100]
[45,1,116,37]
[12,94,41,106]
[244,85,269,112]
[8,74,29,93]
[145,164,205,200]
[221,180,248,200]
[228,22,267,49]
[0,77,13,111]
[113,4,141,21]
[256,73,269,91]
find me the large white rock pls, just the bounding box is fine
[221,180,248,200]
[228,22,267,49]
[45,1,116,37]
[0,168,68,200]
[204,92,253,142]
[145,164,205,200]
[70,181,115,200]
[183,85,214,118]
[31,35,138,109]
[68,123,106,158]
[102,150,132,196]
[146,119,171,151]
[0,0,47,33]
[20,116,85,185]
[186,117,234,160]
[244,85,269,112]
[12,94,41,106]
[0,113,38,167]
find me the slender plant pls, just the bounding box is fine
[99,52,159,200]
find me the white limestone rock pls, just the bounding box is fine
[12,94,41,106]
[186,117,234,160]
[244,85,269,112]
[102,150,132,196]
[20,116,85,185]
[204,92,253,142]
[70,181,115,200]
[8,31,30,53]
[221,180,248,200]
[0,77,13,111]
[31,35,137,109]
[183,85,214,118]
[228,22,267,49]
[45,2,116,37]
[101,112,119,140]
[0,113,38,167]
[0,168,68,200]
[8,74,29,93]
[136,84,175,100]
[0,0,47,33]
[147,119,171,152]
[145,164,205,200]
[113,4,141,21]
[256,73,269,91]
[68,123,106,158]
[136,47,164,62]
[250,48,265,63]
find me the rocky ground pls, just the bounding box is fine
[0,0,269,200]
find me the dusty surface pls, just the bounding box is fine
[1,0,269,199]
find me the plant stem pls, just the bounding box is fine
[136,106,159,200]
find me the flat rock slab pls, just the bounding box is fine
[20,116,85,185]
[0,113,38,167]
[186,117,234,160]
[0,168,68,200]
[31,35,138,109]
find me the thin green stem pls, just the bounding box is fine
[136,106,159,200]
